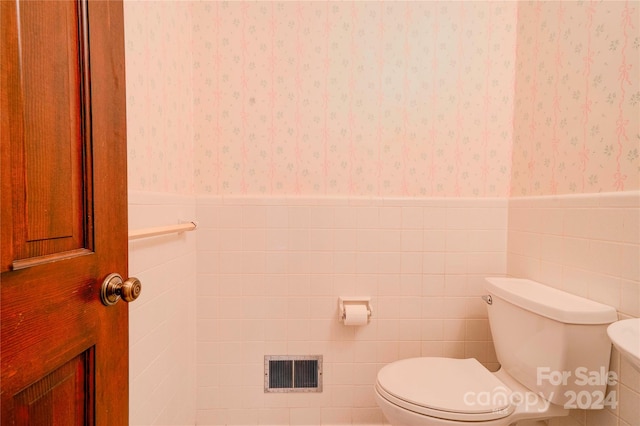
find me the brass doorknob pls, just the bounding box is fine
[100,273,142,306]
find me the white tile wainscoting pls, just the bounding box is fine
[128,191,197,425]
[127,191,638,426]
[195,196,507,425]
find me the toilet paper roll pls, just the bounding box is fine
[343,304,369,326]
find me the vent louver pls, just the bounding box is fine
[264,355,322,393]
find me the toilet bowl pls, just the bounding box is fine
[375,278,618,426]
[374,357,567,426]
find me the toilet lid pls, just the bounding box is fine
[376,357,515,422]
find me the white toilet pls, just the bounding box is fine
[375,277,618,426]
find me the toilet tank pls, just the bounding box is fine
[485,277,618,408]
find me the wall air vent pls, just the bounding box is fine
[264,355,322,393]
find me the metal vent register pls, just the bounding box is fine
[264,355,322,392]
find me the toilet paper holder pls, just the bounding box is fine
[338,297,372,323]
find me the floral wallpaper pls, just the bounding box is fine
[511,0,640,196]
[192,2,518,197]
[124,1,194,194]
[124,1,638,198]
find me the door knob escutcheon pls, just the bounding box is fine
[101,273,142,306]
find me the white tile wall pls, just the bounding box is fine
[129,191,197,425]
[127,190,638,426]
[507,191,640,426]
[196,196,507,425]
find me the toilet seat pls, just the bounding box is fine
[376,358,515,422]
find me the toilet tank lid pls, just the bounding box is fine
[485,277,618,325]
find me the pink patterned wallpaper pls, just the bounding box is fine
[192,2,518,197]
[125,1,637,197]
[124,1,194,194]
[511,1,639,196]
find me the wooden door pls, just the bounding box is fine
[1,0,129,424]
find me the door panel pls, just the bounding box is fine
[1,0,129,424]
[19,0,88,247]
[5,0,93,271]
[14,349,94,426]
